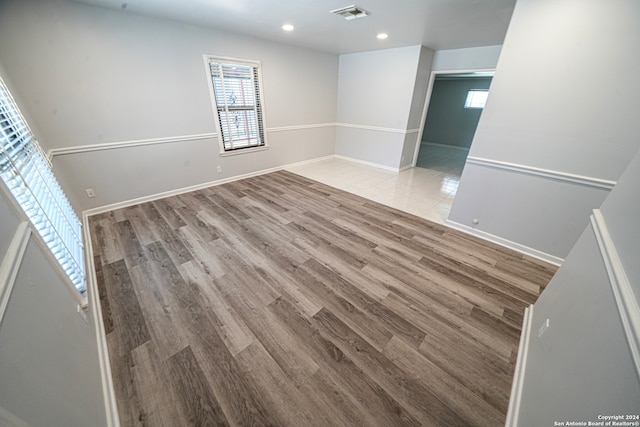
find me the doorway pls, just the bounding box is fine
[413,71,494,178]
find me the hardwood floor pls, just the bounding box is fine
[88,170,557,426]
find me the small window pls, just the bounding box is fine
[464,90,489,109]
[205,56,267,153]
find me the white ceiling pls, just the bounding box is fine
[73,0,516,54]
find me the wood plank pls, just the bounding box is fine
[102,259,150,353]
[91,170,557,426]
[166,346,230,426]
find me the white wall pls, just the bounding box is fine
[0,0,338,211]
[513,146,640,425]
[335,45,434,170]
[448,0,640,260]
[432,45,502,71]
[0,188,108,426]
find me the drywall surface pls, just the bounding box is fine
[422,77,492,148]
[599,149,640,300]
[337,45,422,130]
[515,147,640,425]
[517,226,640,425]
[432,45,502,71]
[448,0,640,259]
[335,45,434,169]
[0,190,107,427]
[0,0,338,211]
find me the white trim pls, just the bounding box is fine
[83,155,335,216]
[0,222,31,324]
[444,219,564,266]
[421,141,470,152]
[467,157,617,190]
[267,123,335,133]
[505,304,534,427]
[336,122,418,135]
[218,145,269,157]
[82,213,120,427]
[412,67,496,168]
[591,209,640,381]
[47,133,215,159]
[334,154,400,172]
[47,124,336,159]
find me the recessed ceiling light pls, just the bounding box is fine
[377,33,388,40]
[282,24,294,32]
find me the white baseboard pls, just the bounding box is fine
[444,220,564,266]
[83,155,335,217]
[505,304,534,427]
[82,215,120,427]
[421,141,470,152]
[334,154,400,172]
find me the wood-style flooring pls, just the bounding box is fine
[88,170,557,426]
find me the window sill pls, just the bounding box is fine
[219,145,269,157]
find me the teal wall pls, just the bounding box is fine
[422,77,492,148]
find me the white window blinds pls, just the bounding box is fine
[0,77,85,293]
[207,58,266,152]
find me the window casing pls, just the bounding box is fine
[205,56,267,153]
[464,90,489,109]
[0,77,85,293]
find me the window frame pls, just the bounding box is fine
[0,76,85,295]
[203,55,269,155]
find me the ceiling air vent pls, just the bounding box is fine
[330,5,370,20]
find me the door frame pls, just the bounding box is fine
[411,68,495,168]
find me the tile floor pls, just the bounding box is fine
[287,149,466,224]
[415,143,469,176]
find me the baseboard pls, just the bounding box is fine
[591,209,640,380]
[444,220,564,266]
[505,304,534,427]
[82,214,120,427]
[83,155,335,217]
[333,155,400,172]
[421,141,470,152]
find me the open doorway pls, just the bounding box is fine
[413,71,494,177]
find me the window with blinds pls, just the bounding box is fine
[0,77,85,293]
[205,56,266,152]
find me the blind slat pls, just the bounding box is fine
[208,58,266,152]
[0,76,85,293]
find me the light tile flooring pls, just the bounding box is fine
[287,152,465,224]
[415,143,469,176]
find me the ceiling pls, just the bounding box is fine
[73,0,516,54]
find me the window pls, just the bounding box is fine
[0,77,85,293]
[464,90,489,109]
[205,56,267,153]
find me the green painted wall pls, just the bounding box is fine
[422,77,492,148]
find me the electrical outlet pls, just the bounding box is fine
[538,318,550,338]
[216,166,222,174]
[85,188,96,198]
